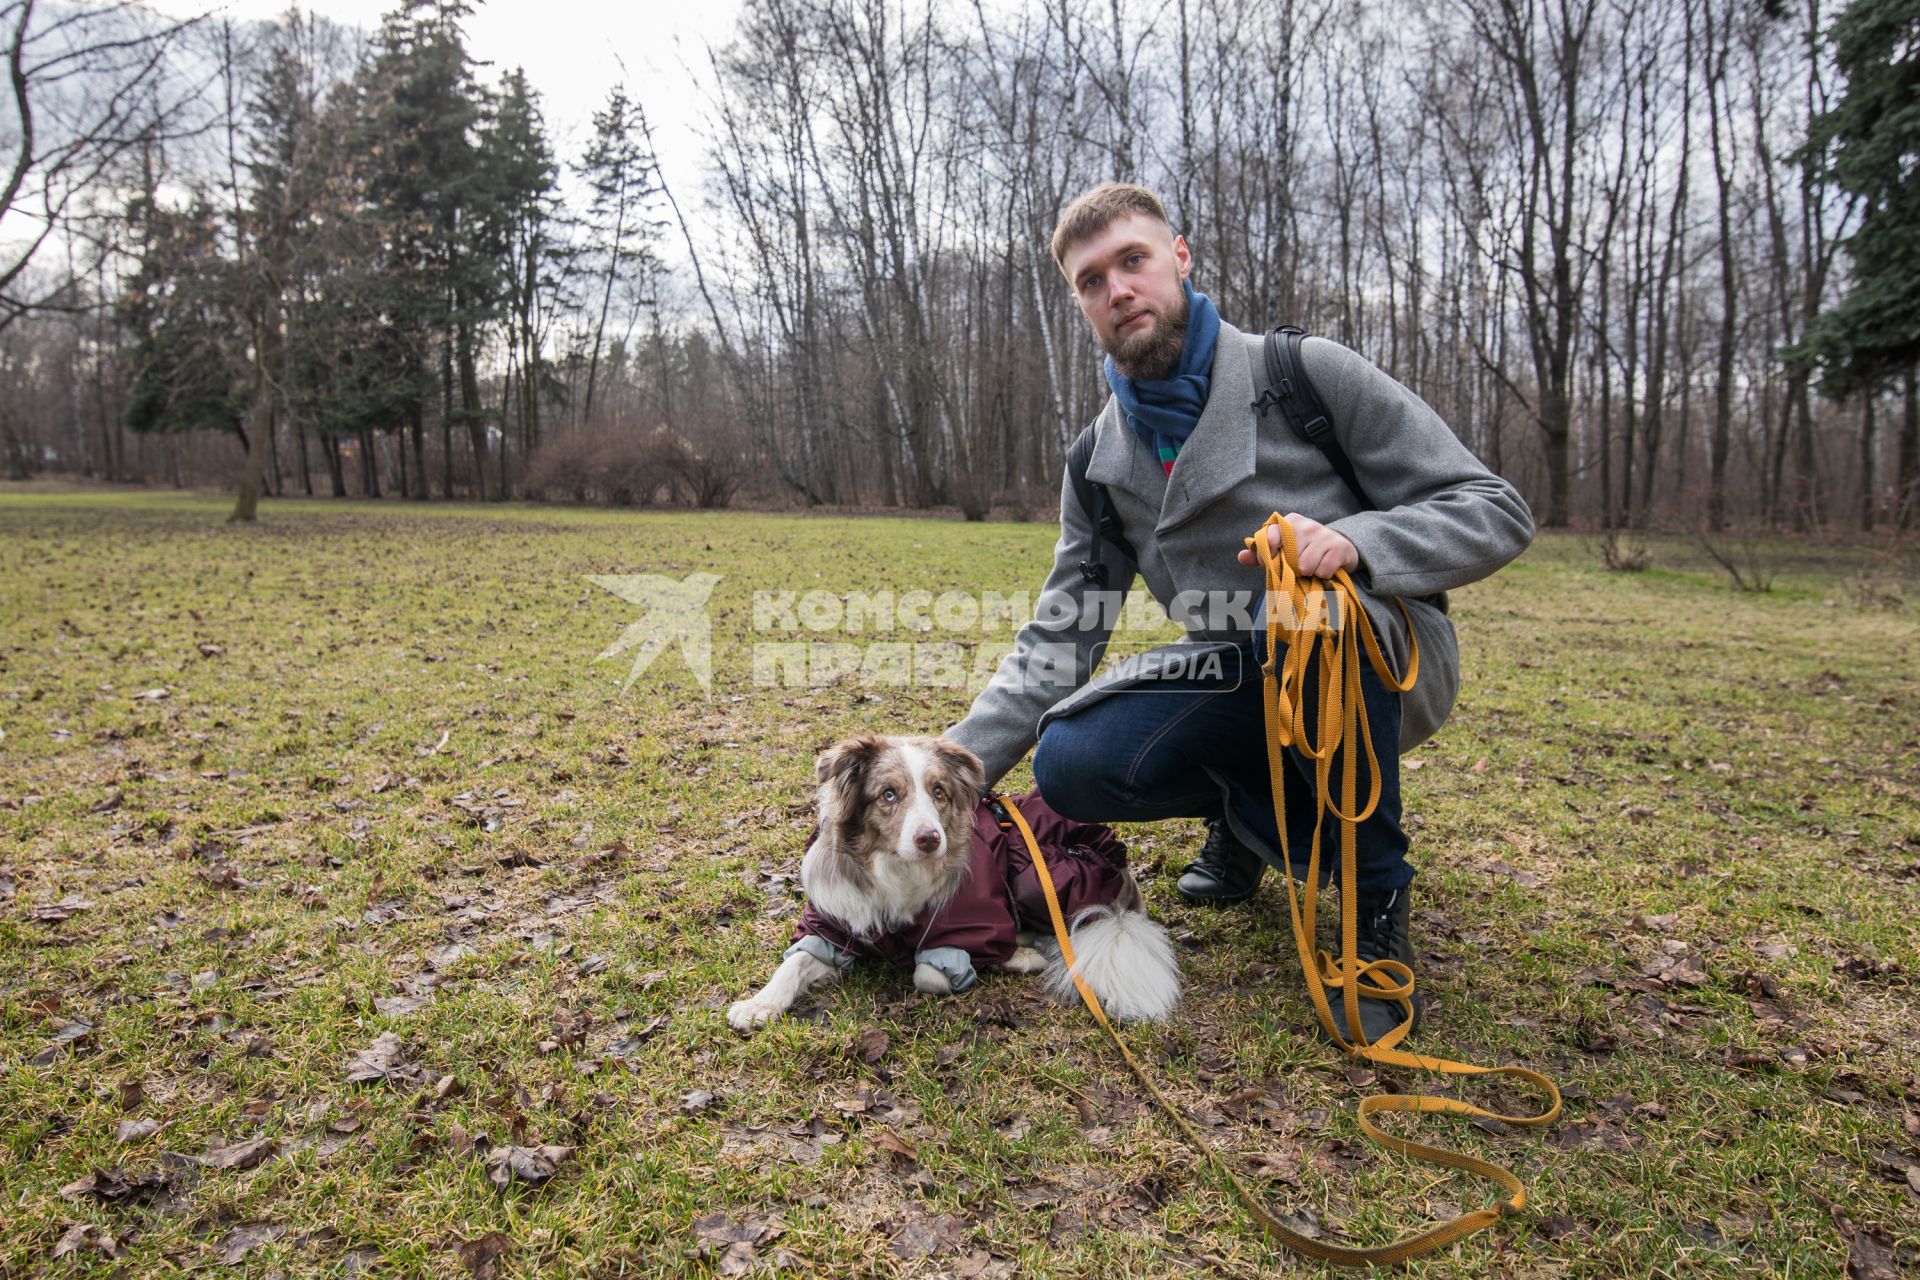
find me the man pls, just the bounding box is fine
[943,183,1534,1043]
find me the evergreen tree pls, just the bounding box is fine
[1795,0,1920,390]
[118,194,249,443]
[575,85,665,424]
[478,67,562,494]
[356,0,494,498]
[1794,0,1920,523]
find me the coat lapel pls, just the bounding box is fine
[1083,396,1156,496]
[1155,319,1256,535]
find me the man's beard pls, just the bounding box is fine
[1104,288,1189,382]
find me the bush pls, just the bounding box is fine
[521,423,741,509]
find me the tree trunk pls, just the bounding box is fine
[228,405,270,522]
[360,427,381,498]
[1859,390,1875,531]
[1899,367,1918,530]
[457,316,490,500]
[324,434,346,497]
[409,398,427,501]
[440,332,455,499]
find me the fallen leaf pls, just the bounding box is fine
[58,1167,171,1205]
[115,1118,161,1143]
[1536,1212,1576,1240]
[889,1212,967,1259]
[454,1231,511,1278]
[51,1222,123,1260]
[1246,1151,1301,1183]
[448,1121,487,1157]
[692,1212,783,1247]
[606,1016,668,1059]
[1645,952,1709,987]
[854,1027,890,1064]
[871,1128,916,1161]
[220,1222,283,1264]
[32,896,92,922]
[485,1143,571,1187]
[200,1136,278,1171]
[31,1017,94,1064]
[342,1245,381,1275]
[680,1089,717,1114]
[1847,1229,1901,1280]
[374,995,428,1018]
[346,1032,417,1085]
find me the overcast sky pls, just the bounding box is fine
[176,0,746,236]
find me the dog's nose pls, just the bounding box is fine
[913,826,942,854]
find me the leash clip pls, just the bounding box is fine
[983,792,1015,831]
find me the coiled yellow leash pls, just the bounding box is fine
[1002,512,1561,1266]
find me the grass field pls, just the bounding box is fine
[1,489,1916,1278]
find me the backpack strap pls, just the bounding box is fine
[1252,326,1376,514]
[1066,424,1137,587]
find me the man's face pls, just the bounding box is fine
[1061,212,1194,381]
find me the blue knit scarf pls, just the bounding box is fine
[1104,279,1221,475]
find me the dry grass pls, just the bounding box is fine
[1,490,1915,1278]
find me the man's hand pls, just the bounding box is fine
[1236,513,1359,578]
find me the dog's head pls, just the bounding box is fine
[800,736,985,936]
[813,735,984,869]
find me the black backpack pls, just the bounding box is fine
[1067,326,1371,587]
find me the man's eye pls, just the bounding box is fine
[1082,276,1099,291]
[1126,253,1143,266]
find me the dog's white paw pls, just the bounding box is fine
[912,962,953,994]
[998,945,1050,975]
[727,998,782,1032]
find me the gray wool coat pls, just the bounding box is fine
[946,321,1535,790]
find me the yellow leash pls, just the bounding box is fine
[999,512,1560,1266]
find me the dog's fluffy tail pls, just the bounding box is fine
[1042,906,1181,1023]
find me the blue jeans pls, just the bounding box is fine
[1031,643,1412,892]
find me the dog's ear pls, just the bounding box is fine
[930,739,985,808]
[815,735,885,795]
[815,736,886,857]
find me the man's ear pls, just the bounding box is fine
[1173,232,1192,280]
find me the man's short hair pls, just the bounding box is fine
[1050,183,1171,274]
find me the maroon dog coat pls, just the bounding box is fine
[787,790,1134,990]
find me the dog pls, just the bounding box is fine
[726,734,1180,1032]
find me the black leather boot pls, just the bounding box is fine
[1326,885,1426,1045]
[1176,820,1266,906]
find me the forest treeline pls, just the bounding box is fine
[0,0,1914,530]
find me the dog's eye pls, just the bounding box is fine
[882,788,897,803]
[932,784,946,801]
